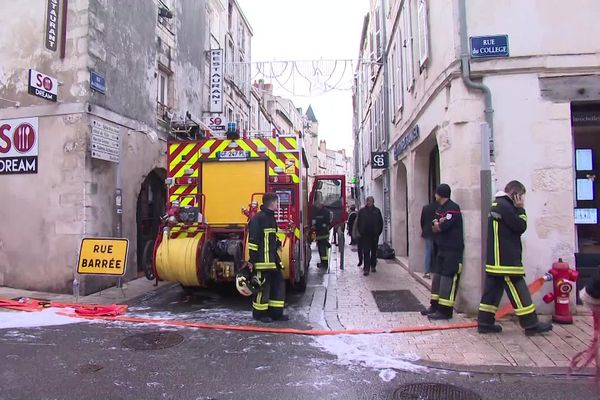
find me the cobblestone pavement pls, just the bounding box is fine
[325,238,594,372]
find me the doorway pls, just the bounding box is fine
[572,102,600,297]
[136,169,166,274]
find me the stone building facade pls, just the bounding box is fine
[354,0,600,313]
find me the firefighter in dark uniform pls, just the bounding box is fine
[312,198,332,269]
[247,193,289,323]
[423,184,464,320]
[478,181,552,335]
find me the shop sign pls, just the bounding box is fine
[205,116,226,132]
[210,49,223,113]
[371,152,389,169]
[470,35,509,58]
[575,208,598,225]
[0,117,39,175]
[45,0,60,52]
[572,110,600,126]
[28,69,58,102]
[394,125,420,160]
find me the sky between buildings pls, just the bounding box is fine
[237,0,369,154]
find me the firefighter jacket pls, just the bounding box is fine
[312,205,332,238]
[486,192,527,275]
[248,206,281,270]
[433,200,464,252]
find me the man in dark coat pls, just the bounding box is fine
[356,196,384,276]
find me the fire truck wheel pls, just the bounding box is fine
[199,239,215,284]
[292,241,307,292]
[142,240,155,281]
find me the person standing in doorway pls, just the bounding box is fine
[356,196,384,276]
[312,199,332,269]
[477,181,553,335]
[420,200,438,279]
[347,205,358,245]
[423,184,464,320]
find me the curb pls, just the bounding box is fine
[416,358,595,377]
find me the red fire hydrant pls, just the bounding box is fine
[542,258,579,324]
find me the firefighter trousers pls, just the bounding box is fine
[252,269,285,320]
[316,233,330,268]
[478,274,539,329]
[430,251,462,317]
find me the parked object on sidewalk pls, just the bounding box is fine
[478,181,552,336]
[357,197,383,275]
[542,258,579,324]
[427,184,464,321]
[376,243,395,259]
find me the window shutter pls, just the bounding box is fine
[417,0,430,68]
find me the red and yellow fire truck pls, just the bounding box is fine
[149,119,346,292]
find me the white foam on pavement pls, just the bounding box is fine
[312,334,426,377]
[0,308,80,329]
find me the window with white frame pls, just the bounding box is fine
[417,0,430,69]
[226,39,234,79]
[401,2,414,92]
[208,5,220,44]
[374,7,382,62]
[390,44,396,116]
[157,70,169,106]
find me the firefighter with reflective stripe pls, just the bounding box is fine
[312,198,332,269]
[477,180,552,335]
[422,184,464,320]
[247,193,289,323]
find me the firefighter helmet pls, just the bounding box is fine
[235,266,263,297]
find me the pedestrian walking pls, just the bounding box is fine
[422,184,463,320]
[247,193,289,323]
[356,196,383,276]
[312,199,332,269]
[477,181,552,335]
[420,200,438,279]
[347,205,358,245]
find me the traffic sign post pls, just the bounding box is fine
[77,238,128,276]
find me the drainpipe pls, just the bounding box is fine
[380,0,393,246]
[458,0,494,288]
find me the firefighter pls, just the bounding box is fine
[424,184,464,320]
[477,181,553,335]
[247,193,289,323]
[312,198,332,269]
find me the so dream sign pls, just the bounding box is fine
[0,117,39,175]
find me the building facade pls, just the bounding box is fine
[354,0,600,313]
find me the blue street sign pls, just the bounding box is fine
[90,71,106,94]
[470,35,509,59]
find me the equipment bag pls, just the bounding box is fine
[377,243,396,260]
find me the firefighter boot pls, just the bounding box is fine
[525,321,553,336]
[478,323,503,334]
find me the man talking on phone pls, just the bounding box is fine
[477,180,552,335]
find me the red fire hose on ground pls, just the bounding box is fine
[1,277,547,335]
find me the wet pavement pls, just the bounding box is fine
[1,246,598,399]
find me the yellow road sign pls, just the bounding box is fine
[77,238,128,276]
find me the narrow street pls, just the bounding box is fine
[1,243,597,400]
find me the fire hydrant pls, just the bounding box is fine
[542,258,579,324]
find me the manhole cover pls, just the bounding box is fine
[122,332,184,351]
[77,363,103,374]
[393,383,482,400]
[372,290,426,312]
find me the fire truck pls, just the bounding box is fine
[147,115,347,292]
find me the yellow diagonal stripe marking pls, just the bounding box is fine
[209,140,230,158]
